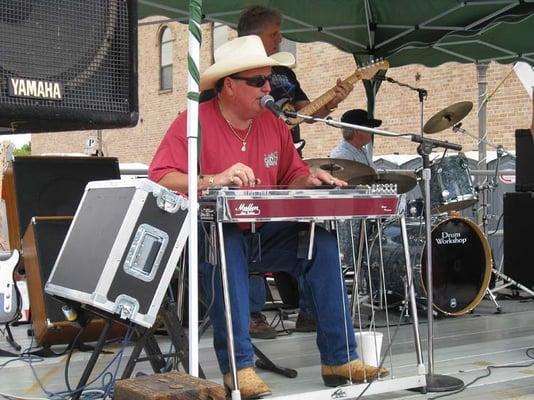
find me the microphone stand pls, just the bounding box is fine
[375,76,428,136]
[374,76,464,392]
[412,138,464,393]
[289,110,465,393]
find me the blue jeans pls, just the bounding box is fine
[200,221,358,374]
[248,274,266,314]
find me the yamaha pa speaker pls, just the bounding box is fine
[0,0,138,133]
[3,156,120,252]
[22,217,126,346]
[503,192,534,289]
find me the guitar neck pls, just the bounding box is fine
[286,60,389,127]
[287,72,363,126]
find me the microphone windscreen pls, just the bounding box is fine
[260,95,275,108]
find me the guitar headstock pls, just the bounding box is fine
[358,59,390,80]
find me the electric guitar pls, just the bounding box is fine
[0,250,21,324]
[285,59,389,127]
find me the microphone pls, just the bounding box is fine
[260,95,287,121]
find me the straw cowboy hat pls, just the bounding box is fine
[200,35,295,91]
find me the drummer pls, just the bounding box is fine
[330,109,381,169]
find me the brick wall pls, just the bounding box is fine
[31,19,532,165]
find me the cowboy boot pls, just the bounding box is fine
[321,359,389,387]
[223,367,272,399]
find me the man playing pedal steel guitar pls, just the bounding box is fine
[149,35,387,399]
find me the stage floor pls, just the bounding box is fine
[1,296,534,400]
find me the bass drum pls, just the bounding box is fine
[369,217,492,316]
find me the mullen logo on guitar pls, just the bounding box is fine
[285,59,389,127]
[0,250,21,324]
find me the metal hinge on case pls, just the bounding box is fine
[114,295,139,320]
[155,188,187,213]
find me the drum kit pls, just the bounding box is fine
[305,100,505,317]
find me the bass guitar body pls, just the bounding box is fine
[0,250,20,324]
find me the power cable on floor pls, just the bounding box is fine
[428,347,534,400]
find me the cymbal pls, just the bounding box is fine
[305,158,375,181]
[349,171,417,194]
[423,101,473,134]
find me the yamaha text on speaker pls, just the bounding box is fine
[0,1,138,133]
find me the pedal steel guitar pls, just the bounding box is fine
[199,185,404,223]
[198,185,426,399]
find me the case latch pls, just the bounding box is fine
[156,189,186,213]
[114,295,140,320]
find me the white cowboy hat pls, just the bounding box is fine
[200,35,295,91]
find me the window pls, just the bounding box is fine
[160,27,173,91]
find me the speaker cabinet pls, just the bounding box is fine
[3,156,120,252]
[504,192,534,290]
[515,129,534,192]
[0,0,138,133]
[22,216,125,347]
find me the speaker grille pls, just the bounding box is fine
[0,0,138,132]
[12,156,120,239]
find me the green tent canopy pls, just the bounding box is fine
[138,0,534,67]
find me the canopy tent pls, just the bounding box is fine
[138,0,534,67]
[138,0,534,143]
[136,0,534,380]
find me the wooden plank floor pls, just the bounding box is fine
[1,298,534,399]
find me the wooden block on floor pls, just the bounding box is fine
[114,371,226,400]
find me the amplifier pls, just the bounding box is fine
[503,192,534,289]
[515,129,534,192]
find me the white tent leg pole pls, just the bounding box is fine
[187,0,202,378]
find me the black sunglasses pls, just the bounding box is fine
[229,74,272,88]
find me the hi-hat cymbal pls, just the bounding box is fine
[305,158,375,181]
[349,171,417,194]
[423,101,473,134]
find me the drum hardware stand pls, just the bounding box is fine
[474,155,504,312]
[456,132,534,301]
[491,269,534,298]
[452,123,516,159]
